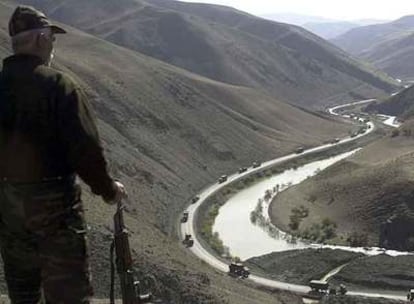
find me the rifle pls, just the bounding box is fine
[110,200,153,304]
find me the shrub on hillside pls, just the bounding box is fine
[391,129,400,137]
[347,231,369,247]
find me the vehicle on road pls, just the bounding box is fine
[252,161,261,168]
[309,280,329,293]
[218,175,228,183]
[228,262,250,278]
[238,167,247,174]
[181,211,189,223]
[357,126,367,134]
[295,147,305,154]
[339,284,347,295]
[407,289,414,301]
[182,234,194,248]
[191,196,200,204]
[331,138,340,144]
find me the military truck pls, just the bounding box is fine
[295,147,305,154]
[182,234,194,248]
[407,289,414,301]
[238,167,247,173]
[228,262,250,278]
[191,196,200,204]
[252,161,261,168]
[309,280,329,293]
[218,175,228,184]
[238,167,248,173]
[338,284,347,295]
[181,211,189,223]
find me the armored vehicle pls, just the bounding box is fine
[228,262,250,278]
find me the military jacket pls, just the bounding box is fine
[0,54,116,200]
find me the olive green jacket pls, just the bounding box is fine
[0,54,116,200]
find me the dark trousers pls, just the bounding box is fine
[0,178,93,303]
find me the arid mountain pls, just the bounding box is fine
[271,132,414,250]
[18,0,398,108]
[260,13,336,26]
[365,85,414,118]
[0,1,352,302]
[332,16,414,79]
[303,21,360,39]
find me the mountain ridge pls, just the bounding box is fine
[332,15,414,80]
[0,1,350,302]
[18,0,398,108]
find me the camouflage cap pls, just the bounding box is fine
[8,5,66,37]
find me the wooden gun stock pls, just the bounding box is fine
[110,200,152,304]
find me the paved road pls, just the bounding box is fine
[180,100,407,301]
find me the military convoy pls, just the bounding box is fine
[252,161,261,168]
[191,196,200,204]
[218,175,228,183]
[308,280,347,298]
[295,147,305,154]
[309,280,329,293]
[182,234,194,248]
[238,167,248,173]
[228,262,250,278]
[181,211,189,223]
[408,289,414,301]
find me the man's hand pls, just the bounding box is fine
[104,181,127,205]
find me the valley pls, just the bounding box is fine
[0,0,412,303]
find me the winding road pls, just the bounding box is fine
[180,99,407,301]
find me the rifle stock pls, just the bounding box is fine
[110,200,152,304]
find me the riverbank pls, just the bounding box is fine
[195,124,384,258]
[321,297,404,303]
[246,248,363,285]
[331,254,414,291]
[269,134,414,249]
[245,247,414,293]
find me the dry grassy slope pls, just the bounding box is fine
[17,0,398,108]
[270,132,414,247]
[332,16,414,79]
[365,85,414,118]
[0,1,351,302]
[332,16,414,56]
[361,32,414,80]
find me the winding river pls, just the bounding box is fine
[212,107,406,261]
[180,98,408,301]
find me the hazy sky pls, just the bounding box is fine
[179,0,414,21]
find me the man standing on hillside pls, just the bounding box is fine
[0,6,126,303]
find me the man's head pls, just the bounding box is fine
[8,6,66,66]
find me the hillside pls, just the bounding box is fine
[365,85,414,118]
[17,0,398,108]
[270,128,414,251]
[303,21,360,39]
[332,16,414,80]
[0,1,358,302]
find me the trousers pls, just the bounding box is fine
[0,177,93,303]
